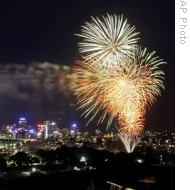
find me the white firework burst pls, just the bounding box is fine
[118,132,142,153]
[75,13,140,68]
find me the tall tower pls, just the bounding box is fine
[17,117,27,139]
[44,121,57,139]
[18,117,27,129]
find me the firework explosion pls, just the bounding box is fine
[73,14,166,150]
[75,14,139,68]
[72,60,113,126]
[101,46,166,135]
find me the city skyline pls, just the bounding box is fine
[0,0,175,132]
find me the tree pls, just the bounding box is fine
[9,151,30,167]
[0,157,7,169]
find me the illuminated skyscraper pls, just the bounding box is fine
[36,121,57,140]
[18,117,27,128]
[17,117,27,138]
[44,121,57,139]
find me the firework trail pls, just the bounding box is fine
[118,131,142,153]
[75,14,139,68]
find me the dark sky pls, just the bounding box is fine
[0,0,175,132]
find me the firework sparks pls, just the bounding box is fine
[75,14,139,68]
[102,71,145,134]
[129,46,166,108]
[118,131,142,153]
[72,60,114,126]
[117,109,145,136]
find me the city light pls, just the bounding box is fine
[80,156,86,162]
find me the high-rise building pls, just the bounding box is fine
[44,121,57,139]
[36,121,57,140]
[18,117,27,128]
[17,117,27,138]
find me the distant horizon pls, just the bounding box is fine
[0,110,175,134]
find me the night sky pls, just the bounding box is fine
[0,0,175,132]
